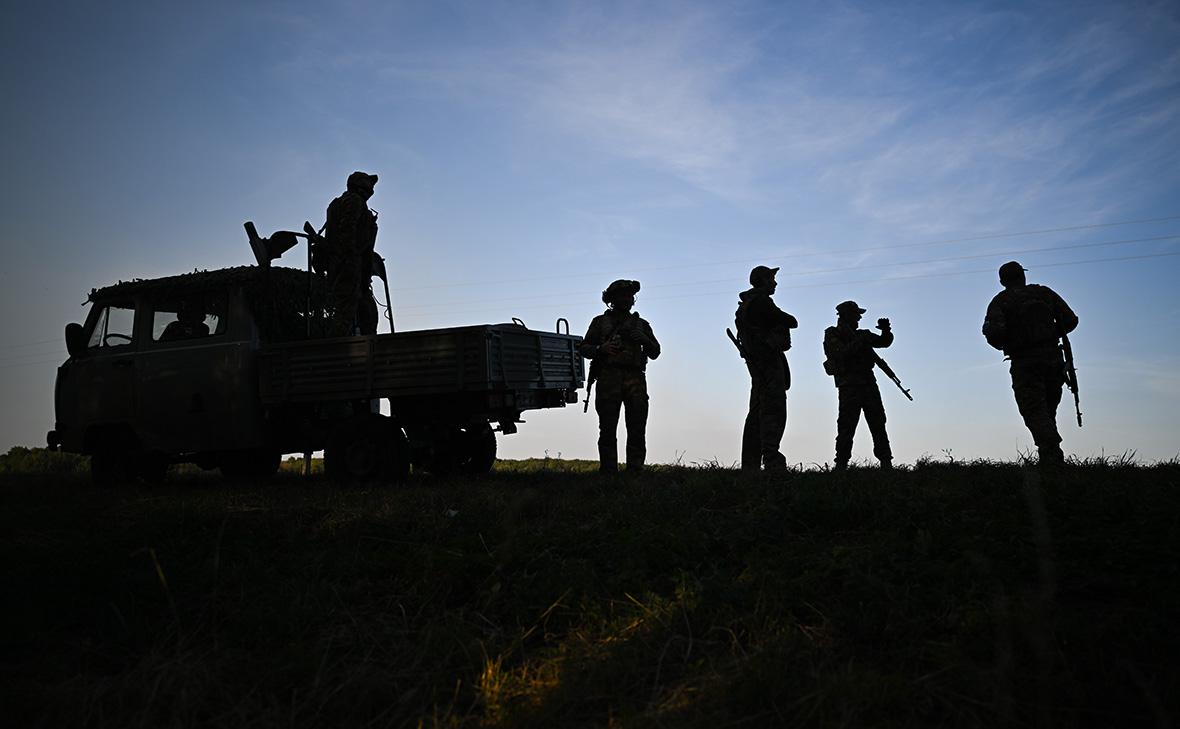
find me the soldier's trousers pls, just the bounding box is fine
[742,359,787,471]
[835,383,891,465]
[327,253,362,337]
[594,368,649,471]
[1010,357,1065,458]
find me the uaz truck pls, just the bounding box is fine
[48,235,584,485]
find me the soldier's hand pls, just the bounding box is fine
[876,317,891,330]
[626,328,648,344]
[600,339,623,356]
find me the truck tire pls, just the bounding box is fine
[458,423,497,475]
[220,449,281,480]
[326,414,409,484]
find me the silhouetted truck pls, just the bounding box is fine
[48,265,584,485]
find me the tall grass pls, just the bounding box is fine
[1,452,1177,727]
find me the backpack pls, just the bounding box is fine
[1009,287,1058,349]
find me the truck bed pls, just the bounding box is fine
[258,324,585,407]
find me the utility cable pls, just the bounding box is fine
[394,213,1180,291]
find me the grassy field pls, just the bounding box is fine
[1,450,1177,728]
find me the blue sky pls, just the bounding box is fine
[2,0,1178,465]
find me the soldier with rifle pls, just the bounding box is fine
[822,300,900,470]
[323,171,380,337]
[734,265,799,472]
[982,261,1079,467]
[580,280,661,473]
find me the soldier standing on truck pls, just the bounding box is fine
[982,261,1079,467]
[822,301,895,470]
[735,265,798,472]
[580,280,661,473]
[324,171,380,337]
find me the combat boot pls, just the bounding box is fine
[879,458,893,470]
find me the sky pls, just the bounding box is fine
[2,0,1178,467]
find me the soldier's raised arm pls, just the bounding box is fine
[867,319,894,349]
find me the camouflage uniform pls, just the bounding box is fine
[823,305,894,468]
[324,172,379,337]
[580,295,660,472]
[736,278,798,471]
[982,268,1078,465]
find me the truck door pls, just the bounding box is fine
[137,289,260,453]
[74,298,139,432]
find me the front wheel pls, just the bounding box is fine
[457,423,497,475]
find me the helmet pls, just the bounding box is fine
[836,300,866,316]
[999,260,1027,285]
[601,279,640,304]
[749,265,779,286]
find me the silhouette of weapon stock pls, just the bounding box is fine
[583,360,597,413]
[873,354,913,401]
[1061,331,1082,427]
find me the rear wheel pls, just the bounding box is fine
[325,414,409,483]
[457,423,497,475]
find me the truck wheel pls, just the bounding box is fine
[326,414,408,484]
[220,449,281,480]
[458,423,497,475]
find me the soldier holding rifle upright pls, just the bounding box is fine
[822,301,896,470]
[982,261,1079,467]
[580,280,661,474]
[735,266,798,472]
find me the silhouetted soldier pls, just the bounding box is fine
[324,171,379,337]
[823,301,894,470]
[736,265,798,472]
[982,261,1078,466]
[160,300,210,341]
[580,280,660,473]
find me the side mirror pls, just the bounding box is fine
[65,323,86,358]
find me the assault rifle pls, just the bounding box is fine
[725,328,745,358]
[873,354,913,401]
[1061,331,1082,427]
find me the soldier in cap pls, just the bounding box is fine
[982,261,1078,466]
[580,280,661,473]
[324,171,380,337]
[735,265,798,471]
[822,301,894,470]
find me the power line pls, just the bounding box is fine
[395,250,1180,321]
[394,233,1180,312]
[394,213,1180,291]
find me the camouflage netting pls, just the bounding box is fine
[89,265,333,342]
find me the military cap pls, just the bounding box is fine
[347,171,379,190]
[836,300,866,316]
[749,265,780,286]
[998,260,1027,284]
[601,279,641,303]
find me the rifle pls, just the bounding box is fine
[1061,331,1082,427]
[873,354,913,401]
[725,328,745,358]
[583,360,597,413]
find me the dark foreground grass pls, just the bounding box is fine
[1,457,1177,728]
